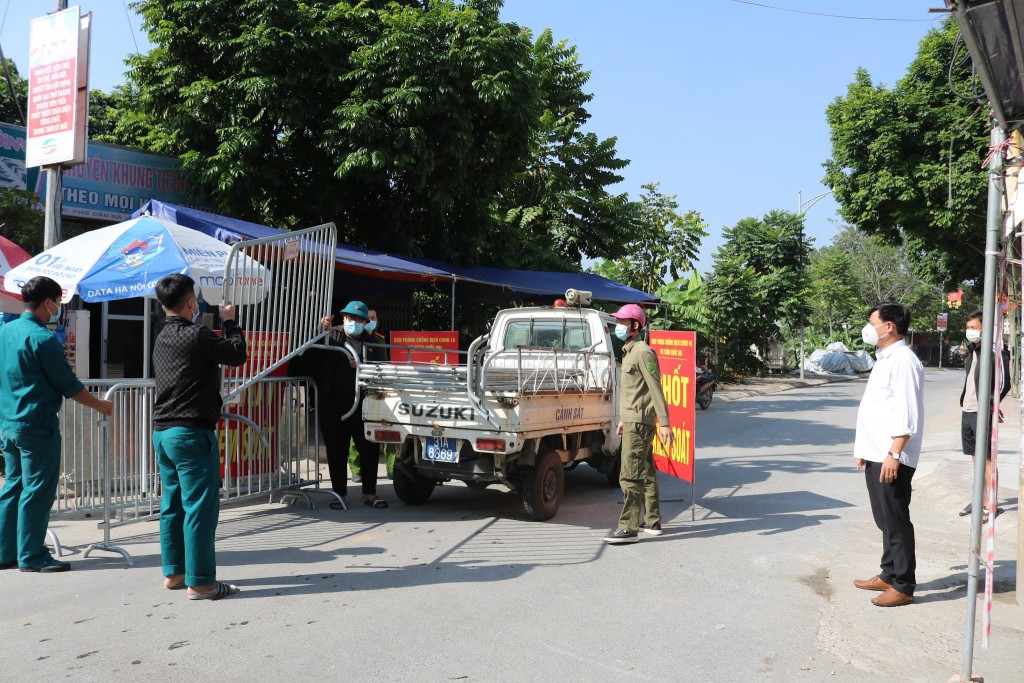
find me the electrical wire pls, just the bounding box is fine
[948,30,986,104]
[122,0,140,53]
[731,0,932,22]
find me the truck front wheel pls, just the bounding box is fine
[393,465,436,505]
[522,449,564,521]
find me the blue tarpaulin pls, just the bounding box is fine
[136,200,450,281]
[134,201,656,303]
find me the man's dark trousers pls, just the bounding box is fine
[321,407,379,497]
[864,460,916,596]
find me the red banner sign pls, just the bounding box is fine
[217,331,289,477]
[390,331,459,365]
[647,330,696,482]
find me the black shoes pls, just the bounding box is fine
[19,558,71,573]
[603,528,639,544]
[640,522,663,536]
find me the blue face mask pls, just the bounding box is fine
[364,320,377,333]
[614,323,630,341]
[47,300,61,324]
[189,299,201,324]
[344,319,364,336]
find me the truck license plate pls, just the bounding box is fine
[425,437,458,463]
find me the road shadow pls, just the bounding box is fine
[915,560,1018,603]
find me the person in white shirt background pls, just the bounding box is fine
[852,303,925,608]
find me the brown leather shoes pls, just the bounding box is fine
[871,588,913,607]
[853,575,892,592]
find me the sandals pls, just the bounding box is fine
[187,581,239,601]
[959,504,972,517]
[364,497,389,509]
[329,500,346,510]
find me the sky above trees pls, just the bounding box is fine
[0,1,940,269]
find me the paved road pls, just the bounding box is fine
[1,369,1020,681]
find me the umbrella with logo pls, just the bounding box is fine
[2,215,270,303]
[0,233,31,314]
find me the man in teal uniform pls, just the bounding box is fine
[0,276,113,572]
[604,304,673,544]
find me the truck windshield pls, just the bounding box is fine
[503,320,592,350]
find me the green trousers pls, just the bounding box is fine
[348,443,396,477]
[618,422,661,532]
[0,426,61,568]
[154,427,221,586]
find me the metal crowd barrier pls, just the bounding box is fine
[50,376,325,566]
[220,222,337,402]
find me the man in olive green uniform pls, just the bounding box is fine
[604,304,672,544]
[0,276,113,572]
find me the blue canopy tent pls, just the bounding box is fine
[133,201,657,327]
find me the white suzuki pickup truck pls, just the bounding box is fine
[356,297,622,520]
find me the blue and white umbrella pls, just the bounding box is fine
[2,216,270,303]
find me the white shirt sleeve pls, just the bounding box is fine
[887,355,922,440]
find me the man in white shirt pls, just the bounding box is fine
[852,303,924,607]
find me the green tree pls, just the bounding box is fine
[592,182,708,295]
[0,188,44,254]
[0,58,27,126]
[120,0,635,270]
[806,245,857,338]
[648,271,711,335]
[704,210,811,375]
[823,19,989,286]
[494,30,640,270]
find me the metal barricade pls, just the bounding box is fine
[51,376,324,567]
[220,222,337,402]
[218,377,321,508]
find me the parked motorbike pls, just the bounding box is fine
[696,365,717,410]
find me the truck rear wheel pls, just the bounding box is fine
[522,449,564,521]
[393,466,436,505]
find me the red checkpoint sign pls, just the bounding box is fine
[647,330,696,483]
[390,331,459,365]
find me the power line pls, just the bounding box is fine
[122,0,140,53]
[731,0,933,22]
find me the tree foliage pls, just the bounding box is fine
[704,210,811,375]
[593,182,708,296]
[120,0,635,269]
[648,271,710,335]
[494,30,640,270]
[823,19,990,286]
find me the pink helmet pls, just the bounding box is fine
[612,303,646,327]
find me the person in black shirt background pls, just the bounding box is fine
[152,274,247,600]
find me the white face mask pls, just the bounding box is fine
[965,328,982,343]
[861,321,890,346]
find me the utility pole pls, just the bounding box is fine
[796,189,834,379]
[42,0,69,251]
[960,122,1004,683]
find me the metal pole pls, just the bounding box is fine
[798,192,804,379]
[450,278,456,331]
[939,330,943,369]
[43,168,62,250]
[42,0,69,250]
[142,297,151,379]
[961,123,1005,683]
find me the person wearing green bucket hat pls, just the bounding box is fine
[318,300,389,509]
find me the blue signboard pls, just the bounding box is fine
[0,121,204,222]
